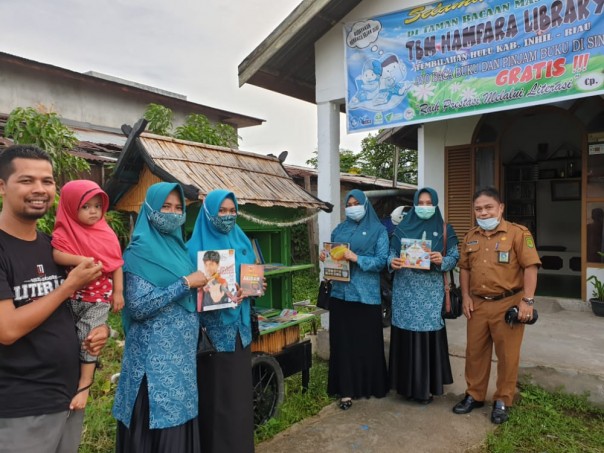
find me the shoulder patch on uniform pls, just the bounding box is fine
[525,236,535,248]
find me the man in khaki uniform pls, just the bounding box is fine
[452,187,540,424]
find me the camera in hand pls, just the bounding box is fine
[505,305,538,326]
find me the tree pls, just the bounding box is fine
[143,103,173,136]
[304,134,417,184]
[144,104,239,148]
[2,106,128,241]
[357,132,418,184]
[5,107,89,185]
[305,148,361,173]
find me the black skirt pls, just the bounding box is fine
[327,297,388,399]
[116,375,200,453]
[197,335,254,453]
[389,325,453,401]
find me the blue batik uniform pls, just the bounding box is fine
[112,182,199,430]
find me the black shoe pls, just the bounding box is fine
[416,396,433,405]
[452,394,484,414]
[491,400,509,424]
[338,398,352,410]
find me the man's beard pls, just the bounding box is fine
[22,210,49,221]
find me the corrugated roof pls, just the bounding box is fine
[284,164,416,190]
[105,120,331,212]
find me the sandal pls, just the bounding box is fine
[338,398,352,410]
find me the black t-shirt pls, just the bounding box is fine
[0,230,79,418]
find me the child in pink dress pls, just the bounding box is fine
[52,180,124,410]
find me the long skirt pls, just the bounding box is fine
[389,325,453,401]
[116,376,200,453]
[327,297,388,399]
[197,335,254,453]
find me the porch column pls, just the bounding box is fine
[317,101,341,253]
[418,123,447,207]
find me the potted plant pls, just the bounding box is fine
[586,275,604,317]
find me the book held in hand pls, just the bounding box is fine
[197,249,237,311]
[240,264,265,297]
[400,238,431,270]
[322,242,351,282]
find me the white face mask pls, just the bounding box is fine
[477,217,500,231]
[345,205,366,222]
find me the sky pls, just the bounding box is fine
[0,0,367,166]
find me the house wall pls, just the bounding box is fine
[0,59,237,135]
[314,0,477,214]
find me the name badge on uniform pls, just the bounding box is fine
[498,251,510,263]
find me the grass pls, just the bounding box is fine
[81,271,604,453]
[79,313,124,453]
[80,269,324,452]
[485,382,604,453]
[254,358,334,444]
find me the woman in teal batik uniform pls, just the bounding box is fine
[388,187,458,404]
[321,189,389,410]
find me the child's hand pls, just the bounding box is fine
[229,283,244,305]
[112,292,125,313]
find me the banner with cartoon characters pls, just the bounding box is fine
[344,0,604,133]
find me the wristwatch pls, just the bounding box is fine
[521,297,535,306]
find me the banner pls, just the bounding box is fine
[344,0,604,134]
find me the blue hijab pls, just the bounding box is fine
[391,187,458,254]
[122,183,196,333]
[186,189,255,326]
[332,189,385,256]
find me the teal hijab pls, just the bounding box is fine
[186,189,255,326]
[391,187,458,253]
[122,183,196,333]
[332,189,385,256]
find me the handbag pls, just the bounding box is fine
[443,270,463,319]
[317,280,331,310]
[441,223,463,319]
[197,326,216,357]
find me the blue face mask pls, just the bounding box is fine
[477,217,500,231]
[345,205,366,222]
[146,202,186,234]
[415,206,436,220]
[204,204,237,234]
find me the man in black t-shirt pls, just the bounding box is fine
[0,145,106,453]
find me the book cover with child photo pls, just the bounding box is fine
[197,249,237,311]
[400,238,431,270]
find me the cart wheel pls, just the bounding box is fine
[252,353,284,427]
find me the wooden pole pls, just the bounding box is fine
[304,174,318,265]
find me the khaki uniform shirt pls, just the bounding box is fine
[458,220,541,297]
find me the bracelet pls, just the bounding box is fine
[182,276,191,289]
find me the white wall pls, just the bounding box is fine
[315,0,478,217]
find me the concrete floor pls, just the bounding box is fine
[257,298,604,453]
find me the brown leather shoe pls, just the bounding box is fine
[452,394,485,414]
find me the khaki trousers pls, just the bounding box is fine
[465,294,525,406]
